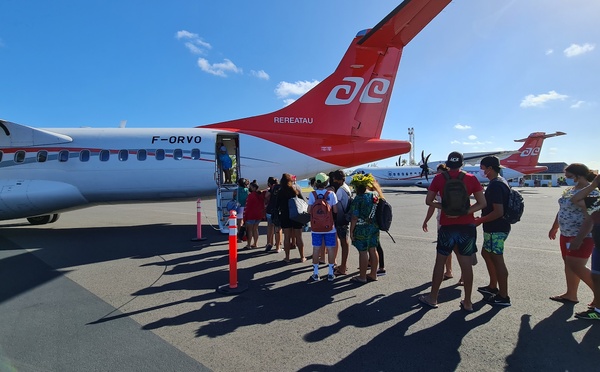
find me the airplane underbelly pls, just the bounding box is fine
[0,180,87,219]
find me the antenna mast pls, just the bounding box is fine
[408,127,415,165]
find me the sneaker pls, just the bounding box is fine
[485,294,511,306]
[377,269,387,276]
[264,244,273,252]
[574,308,600,320]
[327,274,335,282]
[477,286,499,295]
[310,274,320,282]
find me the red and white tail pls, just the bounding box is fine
[203,0,452,168]
[501,131,566,174]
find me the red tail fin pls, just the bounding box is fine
[501,132,566,174]
[203,0,452,167]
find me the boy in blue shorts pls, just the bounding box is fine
[308,173,338,282]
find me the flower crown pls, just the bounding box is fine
[350,173,375,188]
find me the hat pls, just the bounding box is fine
[480,156,503,169]
[220,146,227,152]
[446,151,464,169]
[315,173,328,184]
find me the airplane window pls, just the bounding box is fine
[99,150,110,162]
[58,150,69,162]
[14,150,26,163]
[137,149,147,161]
[174,149,183,160]
[80,150,90,162]
[156,149,165,160]
[191,148,200,160]
[37,151,48,162]
[118,149,128,161]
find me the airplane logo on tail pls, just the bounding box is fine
[326,77,391,105]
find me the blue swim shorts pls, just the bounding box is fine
[436,224,477,256]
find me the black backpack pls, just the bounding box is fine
[375,199,393,232]
[370,197,396,243]
[441,171,470,216]
[502,183,525,224]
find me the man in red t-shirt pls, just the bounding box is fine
[420,151,486,312]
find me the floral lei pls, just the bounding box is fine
[350,173,375,189]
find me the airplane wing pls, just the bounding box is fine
[358,0,452,48]
[0,120,73,147]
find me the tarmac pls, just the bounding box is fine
[0,186,598,371]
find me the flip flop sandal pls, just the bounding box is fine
[419,295,438,309]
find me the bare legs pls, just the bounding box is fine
[283,227,305,262]
[481,249,509,298]
[358,247,378,281]
[553,256,594,303]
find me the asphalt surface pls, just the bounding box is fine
[1,186,598,371]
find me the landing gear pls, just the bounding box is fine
[27,214,60,225]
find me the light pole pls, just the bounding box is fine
[408,127,415,165]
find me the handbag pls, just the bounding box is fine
[288,196,310,224]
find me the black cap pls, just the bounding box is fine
[446,151,464,169]
[480,155,503,168]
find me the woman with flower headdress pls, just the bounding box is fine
[548,163,599,306]
[349,173,379,283]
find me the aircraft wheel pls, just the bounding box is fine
[27,215,53,225]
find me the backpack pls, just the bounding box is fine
[441,171,470,216]
[310,191,334,232]
[375,198,393,232]
[375,198,396,243]
[288,196,310,224]
[502,184,524,224]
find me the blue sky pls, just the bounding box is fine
[1,0,599,171]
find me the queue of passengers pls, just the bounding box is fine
[230,170,384,284]
[230,152,600,321]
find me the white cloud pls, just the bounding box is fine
[564,43,595,57]
[450,140,460,144]
[467,135,477,140]
[197,58,242,77]
[176,30,211,55]
[283,99,296,106]
[275,80,320,98]
[520,90,568,108]
[454,124,471,130]
[570,100,585,109]
[545,49,554,55]
[251,70,270,80]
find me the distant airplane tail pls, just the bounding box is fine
[501,131,566,174]
[203,0,452,168]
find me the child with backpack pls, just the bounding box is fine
[307,173,338,282]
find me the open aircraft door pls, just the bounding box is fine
[215,134,240,233]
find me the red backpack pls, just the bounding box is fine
[310,191,334,232]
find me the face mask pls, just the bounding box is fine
[479,169,487,178]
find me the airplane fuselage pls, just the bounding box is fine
[0,127,332,220]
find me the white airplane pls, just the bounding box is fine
[0,0,453,232]
[347,131,566,188]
